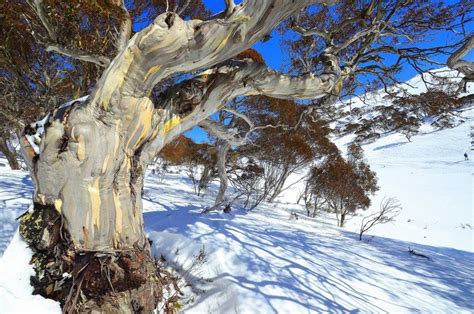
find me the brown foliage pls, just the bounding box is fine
[392,90,463,119]
[241,96,338,164]
[159,135,198,165]
[159,134,216,166]
[235,48,265,64]
[307,145,378,227]
[0,0,209,128]
[229,96,339,203]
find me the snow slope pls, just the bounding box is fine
[346,112,473,251]
[1,162,473,312]
[143,174,474,312]
[331,69,474,252]
[0,68,473,313]
[0,161,33,254]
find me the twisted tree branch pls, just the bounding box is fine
[447,35,474,78]
[140,54,340,162]
[89,0,337,109]
[45,44,111,68]
[31,0,111,67]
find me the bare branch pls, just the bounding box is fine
[199,119,247,146]
[177,0,192,15]
[115,0,132,53]
[247,53,341,100]
[31,0,111,67]
[0,107,25,130]
[33,0,57,42]
[330,23,382,54]
[221,108,254,128]
[359,197,401,241]
[45,44,111,68]
[293,25,331,41]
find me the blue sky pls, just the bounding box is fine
[185,0,474,143]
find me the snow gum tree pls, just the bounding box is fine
[8,0,343,311]
[1,0,471,311]
[306,143,379,227]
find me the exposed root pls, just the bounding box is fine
[19,203,163,313]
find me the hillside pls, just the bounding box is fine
[1,113,473,311]
[0,69,473,312]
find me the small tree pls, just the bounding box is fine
[159,135,218,195]
[238,97,337,203]
[307,144,379,227]
[359,197,402,241]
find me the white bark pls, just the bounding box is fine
[448,35,474,76]
[114,0,132,53]
[447,35,474,91]
[45,45,111,67]
[88,0,337,109]
[23,0,341,252]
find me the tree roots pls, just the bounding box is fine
[19,203,162,313]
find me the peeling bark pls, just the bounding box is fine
[19,1,341,310]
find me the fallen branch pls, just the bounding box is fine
[408,247,432,260]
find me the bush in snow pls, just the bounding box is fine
[306,144,379,227]
[359,197,402,241]
[159,135,218,195]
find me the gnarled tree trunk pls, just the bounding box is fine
[18,0,340,311]
[19,96,164,311]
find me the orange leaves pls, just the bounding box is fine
[235,49,265,64]
[159,135,197,164]
[159,134,215,165]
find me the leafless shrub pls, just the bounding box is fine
[157,245,209,313]
[228,158,266,210]
[359,197,402,241]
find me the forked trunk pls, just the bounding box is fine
[18,90,167,311]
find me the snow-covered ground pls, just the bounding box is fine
[347,115,473,252]
[143,171,474,312]
[0,162,33,254]
[0,69,473,312]
[1,113,473,312]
